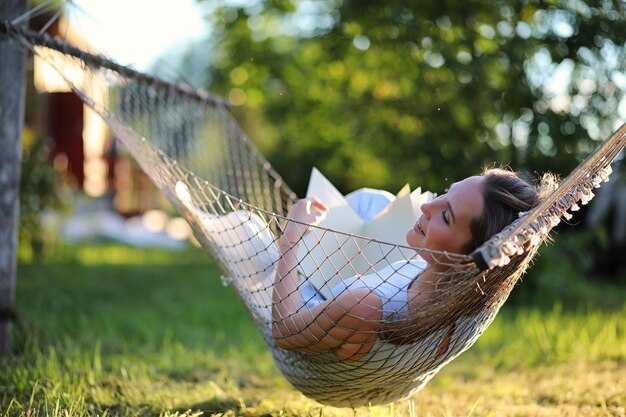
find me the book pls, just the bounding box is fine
[297,168,434,298]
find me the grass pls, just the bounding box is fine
[1,244,626,416]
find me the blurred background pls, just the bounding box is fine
[19,0,626,304]
[4,1,626,415]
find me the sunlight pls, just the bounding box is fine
[68,0,207,70]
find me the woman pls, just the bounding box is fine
[272,167,558,361]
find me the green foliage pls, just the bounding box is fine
[510,226,626,307]
[18,128,66,263]
[191,0,626,196]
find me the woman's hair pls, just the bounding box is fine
[383,167,559,346]
[464,167,559,253]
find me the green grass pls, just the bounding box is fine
[1,244,625,416]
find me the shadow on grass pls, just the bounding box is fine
[173,398,244,416]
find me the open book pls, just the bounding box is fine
[297,168,434,298]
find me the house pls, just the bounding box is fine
[24,13,191,245]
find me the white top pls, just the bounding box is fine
[299,259,426,321]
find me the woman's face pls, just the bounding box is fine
[406,176,484,263]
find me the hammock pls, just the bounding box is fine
[3,19,626,408]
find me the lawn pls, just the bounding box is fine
[1,244,625,416]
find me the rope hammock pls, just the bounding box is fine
[3,18,626,408]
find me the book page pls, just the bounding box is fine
[358,184,419,271]
[364,184,416,244]
[297,168,366,298]
[297,168,434,299]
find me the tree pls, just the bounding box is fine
[188,0,626,197]
[0,0,28,355]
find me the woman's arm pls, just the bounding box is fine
[271,198,383,361]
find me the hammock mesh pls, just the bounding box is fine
[3,20,626,407]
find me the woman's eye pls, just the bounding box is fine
[442,210,449,225]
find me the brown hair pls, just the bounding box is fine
[464,167,559,253]
[383,167,559,345]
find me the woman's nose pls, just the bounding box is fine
[420,201,432,218]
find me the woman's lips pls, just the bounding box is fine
[414,217,425,235]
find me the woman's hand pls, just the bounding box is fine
[283,197,328,244]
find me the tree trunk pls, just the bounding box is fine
[0,0,28,355]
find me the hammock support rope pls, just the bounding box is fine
[3,19,626,407]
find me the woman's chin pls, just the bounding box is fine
[405,230,420,248]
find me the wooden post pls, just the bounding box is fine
[0,0,28,355]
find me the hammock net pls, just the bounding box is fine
[3,18,626,407]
